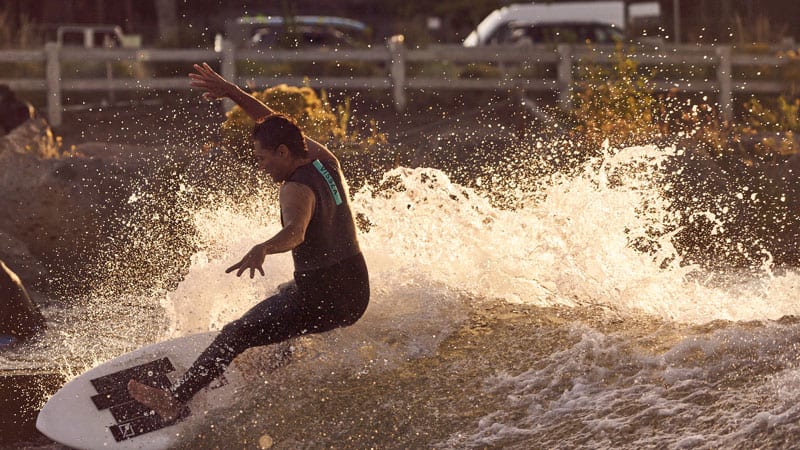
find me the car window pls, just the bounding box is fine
[241,17,368,49]
[92,31,121,48]
[250,26,281,47]
[504,23,624,45]
[57,27,123,48]
[251,25,356,48]
[59,32,85,47]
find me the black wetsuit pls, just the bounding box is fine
[170,158,369,404]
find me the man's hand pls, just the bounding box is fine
[189,62,234,101]
[226,243,268,278]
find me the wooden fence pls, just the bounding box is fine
[0,37,795,127]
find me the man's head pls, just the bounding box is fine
[252,114,309,182]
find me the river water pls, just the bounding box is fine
[5,144,800,449]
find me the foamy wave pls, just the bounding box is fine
[441,320,800,449]
[164,145,800,342]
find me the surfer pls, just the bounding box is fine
[127,63,370,422]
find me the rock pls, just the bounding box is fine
[0,259,45,341]
[0,149,116,294]
[0,85,35,136]
[0,230,48,288]
[0,117,61,159]
[0,131,200,295]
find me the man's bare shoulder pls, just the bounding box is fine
[305,137,339,165]
[281,180,314,193]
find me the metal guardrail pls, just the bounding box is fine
[0,37,795,127]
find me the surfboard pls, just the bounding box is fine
[35,331,249,450]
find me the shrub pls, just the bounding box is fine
[569,46,662,153]
[219,83,385,160]
[568,47,743,158]
[742,96,800,133]
[740,96,800,154]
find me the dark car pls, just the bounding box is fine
[226,15,371,49]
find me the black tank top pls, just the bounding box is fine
[286,158,361,272]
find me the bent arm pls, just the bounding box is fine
[190,63,338,164]
[262,182,315,254]
[225,182,315,277]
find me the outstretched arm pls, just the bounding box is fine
[190,62,274,120]
[189,63,338,164]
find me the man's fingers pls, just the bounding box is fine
[195,62,215,78]
[228,246,266,278]
[190,64,218,83]
[189,80,208,90]
[202,62,221,77]
[195,63,213,76]
[188,75,213,87]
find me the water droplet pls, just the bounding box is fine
[258,434,274,448]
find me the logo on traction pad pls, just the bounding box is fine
[89,357,190,442]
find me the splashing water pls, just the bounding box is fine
[165,143,800,448]
[8,140,800,448]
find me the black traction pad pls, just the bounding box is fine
[89,357,190,442]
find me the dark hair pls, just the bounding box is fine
[252,114,308,158]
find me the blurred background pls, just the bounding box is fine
[2,0,800,49]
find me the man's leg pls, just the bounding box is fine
[170,283,308,403]
[129,283,308,417]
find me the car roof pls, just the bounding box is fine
[235,15,368,32]
[464,1,660,46]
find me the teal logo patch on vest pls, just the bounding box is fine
[312,159,343,205]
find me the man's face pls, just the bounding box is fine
[253,140,284,182]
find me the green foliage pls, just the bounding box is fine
[220,83,385,160]
[221,83,334,158]
[570,47,662,152]
[740,96,800,154]
[743,96,800,132]
[568,47,743,157]
[568,47,800,157]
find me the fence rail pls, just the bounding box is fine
[0,37,795,127]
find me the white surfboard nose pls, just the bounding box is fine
[35,332,225,450]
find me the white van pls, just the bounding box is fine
[463,1,660,46]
